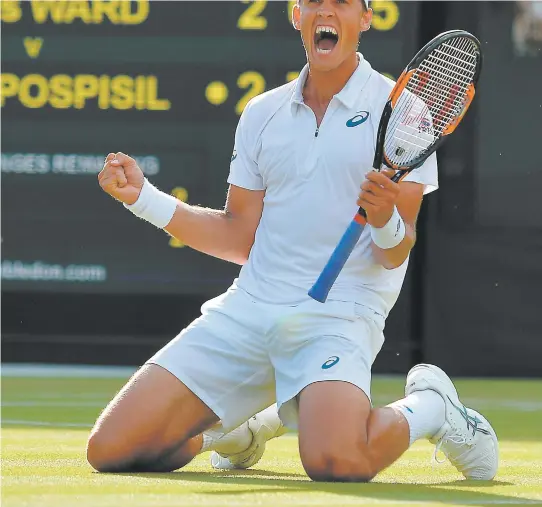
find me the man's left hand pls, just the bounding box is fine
[357,169,401,228]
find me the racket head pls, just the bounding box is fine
[373,30,483,172]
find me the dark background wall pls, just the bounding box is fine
[2,1,541,377]
[420,2,542,377]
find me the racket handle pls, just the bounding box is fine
[309,217,366,303]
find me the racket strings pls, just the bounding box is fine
[416,63,471,94]
[384,36,480,167]
[408,38,476,128]
[415,37,478,127]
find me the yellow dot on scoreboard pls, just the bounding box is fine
[205,81,228,106]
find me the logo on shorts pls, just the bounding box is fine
[322,356,340,369]
[231,150,237,162]
[346,111,369,127]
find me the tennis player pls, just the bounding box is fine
[88,0,498,481]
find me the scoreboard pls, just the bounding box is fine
[1,0,419,295]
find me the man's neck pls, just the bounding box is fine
[303,53,359,108]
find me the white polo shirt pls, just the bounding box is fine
[228,54,438,320]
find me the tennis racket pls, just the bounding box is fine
[309,30,483,303]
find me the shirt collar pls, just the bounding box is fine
[291,53,373,112]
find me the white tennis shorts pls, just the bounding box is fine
[148,286,385,432]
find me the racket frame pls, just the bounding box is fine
[381,30,483,172]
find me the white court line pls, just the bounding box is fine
[2,401,104,407]
[4,398,541,412]
[0,418,296,435]
[1,363,137,378]
[2,419,93,428]
[461,398,542,412]
[7,392,110,400]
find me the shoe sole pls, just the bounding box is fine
[210,451,235,470]
[462,408,499,480]
[233,416,269,468]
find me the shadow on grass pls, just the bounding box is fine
[116,471,538,506]
[114,469,307,480]
[444,480,515,488]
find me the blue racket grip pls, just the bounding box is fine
[309,218,365,303]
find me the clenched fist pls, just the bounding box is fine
[357,169,401,228]
[98,152,145,205]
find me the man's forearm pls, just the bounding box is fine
[371,223,416,270]
[164,201,255,265]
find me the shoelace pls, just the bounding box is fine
[432,431,467,465]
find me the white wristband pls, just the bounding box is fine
[123,179,178,229]
[370,206,406,250]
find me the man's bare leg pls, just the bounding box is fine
[87,364,222,472]
[211,381,443,480]
[298,381,445,481]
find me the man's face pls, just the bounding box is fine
[293,0,372,71]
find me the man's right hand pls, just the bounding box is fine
[98,152,145,205]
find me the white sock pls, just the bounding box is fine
[200,423,253,455]
[256,404,288,439]
[388,390,446,446]
[200,433,215,453]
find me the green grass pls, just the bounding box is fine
[2,374,542,507]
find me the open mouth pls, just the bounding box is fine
[314,26,339,54]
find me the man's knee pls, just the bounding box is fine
[301,448,376,483]
[87,430,124,472]
[86,427,137,472]
[86,364,217,472]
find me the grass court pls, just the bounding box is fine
[2,370,541,507]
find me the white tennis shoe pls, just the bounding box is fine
[405,363,499,480]
[210,410,280,470]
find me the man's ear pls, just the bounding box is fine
[360,8,372,33]
[292,2,301,30]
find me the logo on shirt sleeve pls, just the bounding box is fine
[231,150,237,162]
[346,111,370,127]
